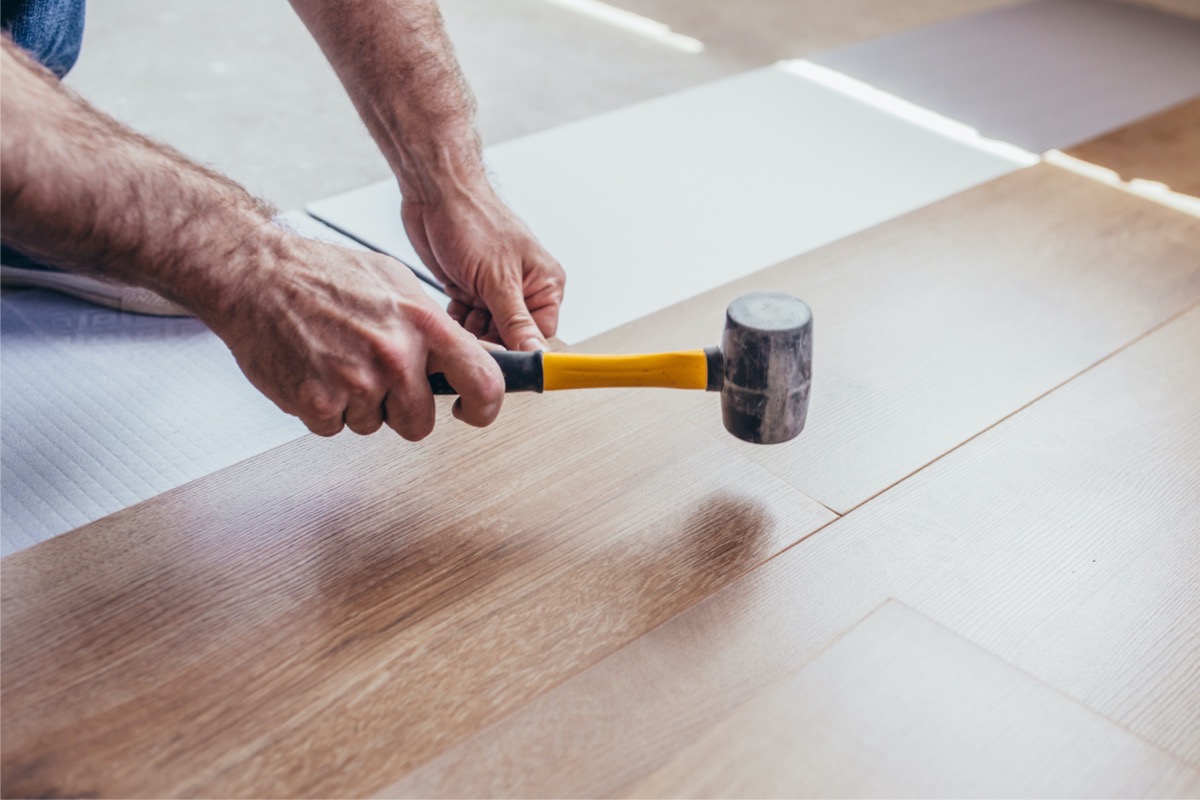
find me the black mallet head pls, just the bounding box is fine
[718,292,813,445]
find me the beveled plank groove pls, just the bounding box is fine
[382,308,1200,797]
[629,601,1200,798]
[582,164,1200,513]
[1064,97,1200,198]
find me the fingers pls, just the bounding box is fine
[294,378,347,438]
[224,230,515,443]
[526,279,564,343]
[383,364,438,441]
[447,298,471,328]
[426,331,505,428]
[447,298,501,344]
[482,276,550,352]
[465,307,491,339]
[290,314,502,440]
[343,395,386,436]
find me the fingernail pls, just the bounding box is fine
[520,338,549,352]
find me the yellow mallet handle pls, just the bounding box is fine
[542,349,721,391]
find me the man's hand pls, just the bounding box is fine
[289,0,567,350]
[2,37,505,440]
[402,188,565,350]
[210,232,505,440]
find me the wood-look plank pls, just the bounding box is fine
[629,601,1200,798]
[1064,97,1200,197]
[581,164,1200,513]
[382,307,1200,797]
[0,389,833,798]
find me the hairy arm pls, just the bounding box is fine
[1,37,503,439]
[289,0,566,351]
[0,37,273,314]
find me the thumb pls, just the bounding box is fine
[485,278,548,352]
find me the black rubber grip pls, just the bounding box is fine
[428,349,544,395]
[704,346,724,392]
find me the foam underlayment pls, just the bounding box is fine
[0,213,446,556]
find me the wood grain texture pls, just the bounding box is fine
[581,164,1200,513]
[383,308,1200,797]
[0,390,833,798]
[1065,97,1200,197]
[629,601,1200,798]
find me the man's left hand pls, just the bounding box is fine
[402,187,565,352]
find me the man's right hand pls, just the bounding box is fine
[205,231,506,440]
[3,38,506,441]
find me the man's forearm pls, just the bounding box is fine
[289,0,567,351]
[0,38,280,321]
[1,34,510,440]
[288,0,487,204]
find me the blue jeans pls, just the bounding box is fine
[1,0,86,78]
[1,0,86,266]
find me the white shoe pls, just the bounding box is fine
[0,264,190,316]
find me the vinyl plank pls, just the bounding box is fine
[628,601,1200,798]
[382,307,1200,797]
[582,163,1200,513]
[0,389,833,798]
[1063,98,1200,198]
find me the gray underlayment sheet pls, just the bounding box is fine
[811,0,1200,153]
[0,213,446,556]
[0,290,307,556]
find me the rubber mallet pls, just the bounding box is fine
[429,291,812,444]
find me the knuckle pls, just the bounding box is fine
[476,360,505,401]
[404,300,443,335]
[305,416,344,437]
[497,308,534,333]
[389,411,434,442]
[346,416,384,436]
[409,418,435,442]
[295,378,343,419]
[338,368,377,400]
[303,394,343,420]
[384,387,435,442]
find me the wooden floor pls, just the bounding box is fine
[4,6,1200,799]
[1064,97,1200,197]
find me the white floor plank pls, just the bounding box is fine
[307,63,1029,344]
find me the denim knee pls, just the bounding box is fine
[1,0,87,78]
